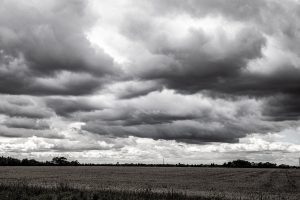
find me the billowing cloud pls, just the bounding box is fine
[81,90,298,144]
[45,97,100,117]
[2,117,50,130]
[263,95,300,121]
[117,0,300,99]
[0,0,300,164]
[0,125,61,138]
[0,0,120,95]
[0,96,53,119]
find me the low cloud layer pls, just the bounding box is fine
[0,0,300,164]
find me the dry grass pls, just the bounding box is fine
[0,167,299,199]
[0,182,221,200]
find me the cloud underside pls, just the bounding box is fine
[0,0,300,157]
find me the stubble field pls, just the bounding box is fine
[0,166,299,199]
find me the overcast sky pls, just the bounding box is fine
[0,0,300,165]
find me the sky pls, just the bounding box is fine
[0,0,300,165]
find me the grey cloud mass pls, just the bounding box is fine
[0,0,300,164]
[0,96,53,119]
[2,117,50,130]
[0,125,61,139]
[80,91,294,143]
[0,0,120,95]
[45,97,101,117]
[119,0,300,123]
[121,0,297,95]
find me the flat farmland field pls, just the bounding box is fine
[0,166,299,199]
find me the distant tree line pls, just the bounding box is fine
[222,159,291,168]
[0,156,79,166]
[0,156,298,168]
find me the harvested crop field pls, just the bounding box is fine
[0,167,299,199]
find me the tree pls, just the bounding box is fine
[51,157,69,165]
[0,156,21,166]
[21,158,40,166]
[70,160,80,166]
[231,159,252,168]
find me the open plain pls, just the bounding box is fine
[0,166,299,199]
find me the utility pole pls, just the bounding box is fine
[163,157,165,165]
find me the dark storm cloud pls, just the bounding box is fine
[30,72,105,96]
[0,96,55,138]
[119,0,300,123]
[0,96,53,119]
[81,110,197,126]
[0,125,62,139]
[82,118,287,144]
[0,0,120,95]
[79,91,290,144]
[82,122,240,143]
[147,29,266,94]
[105,80,163,99]
[1,0,300,148]
[162,64,300,97]
[45,97,100,117]
[120,8,267,93]
[263,95,300,121]
[2,117,50,130]
[117,83,162,99]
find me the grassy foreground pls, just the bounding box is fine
[0,182,224,200]
[0,167,299,200]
